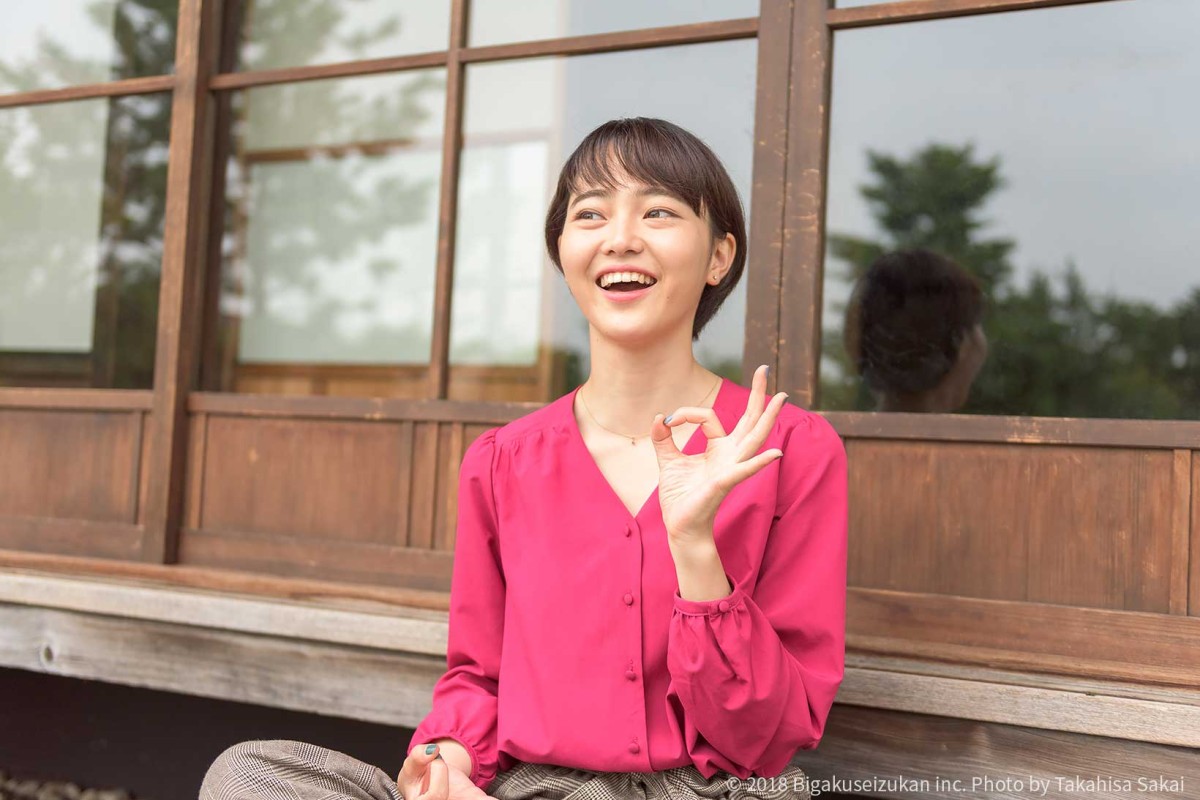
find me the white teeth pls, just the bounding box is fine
[599,271,657,288]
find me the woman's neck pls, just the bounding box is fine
[580,331,720,438]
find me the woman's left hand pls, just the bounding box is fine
[652,364,787,545]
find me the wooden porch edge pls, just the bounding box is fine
[2,566,1197,748]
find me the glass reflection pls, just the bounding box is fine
[843,249,988,413]
[0,93,170,389]
[822,0,1200,419]
[0,1,178,93]
[450,40,757,402]
[227,0,450,72]
[207,70,446,396]
[469,0,759,47]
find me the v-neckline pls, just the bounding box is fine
[565,377,729,522]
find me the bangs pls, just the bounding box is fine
[560,126,707,217]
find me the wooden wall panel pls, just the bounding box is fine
[1026,447,1174,613]
[177,413,494,588]
[198,416,403,542]
[848,439,1028,600]
[0,409,141,523]
[433,422,465,552]
[406,421,440,549]
[136,411,152,526]
[848,441,1177,612]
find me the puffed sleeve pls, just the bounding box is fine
[665,411,847,778]
[409,427,505,791]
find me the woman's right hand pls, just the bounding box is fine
[398,743,497,800]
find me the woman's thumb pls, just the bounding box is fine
[399,743,441,791]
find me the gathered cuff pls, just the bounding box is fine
[672,572,747,616]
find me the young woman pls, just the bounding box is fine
[199,118,847,800]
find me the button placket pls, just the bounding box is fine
[622,520,647,763]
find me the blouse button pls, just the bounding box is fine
[624,526,632,537]
[718,600,731,613]
[623,592,634,606]
[625,669,637,681]
[627,741,640,754]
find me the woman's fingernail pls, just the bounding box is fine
[664,415,673,424]
[425,744,438,755]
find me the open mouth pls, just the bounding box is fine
[596,273,658,293]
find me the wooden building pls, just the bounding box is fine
[1,1,1197,797]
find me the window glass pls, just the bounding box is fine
[0,93,171,388]
[469,0,758,47]
[450,40,757,402]
[822,0,1200,419]
[207,70,446,396]
[0,1,178,93]
[230,0,450,72]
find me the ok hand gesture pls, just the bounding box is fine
[651,364,786,544]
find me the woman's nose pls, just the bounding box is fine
[602,213,644,255]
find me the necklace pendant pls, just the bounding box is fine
[630,438,637,446]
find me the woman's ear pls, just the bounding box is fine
[707,232,736,285]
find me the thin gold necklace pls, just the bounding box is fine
[578,375,722,446]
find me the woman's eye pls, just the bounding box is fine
[646,208,676,219]
[574,210,602,221]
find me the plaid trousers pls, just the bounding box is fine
[198,740,811,800]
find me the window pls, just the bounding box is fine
[0,2,176,389]
[820,0,1200,420]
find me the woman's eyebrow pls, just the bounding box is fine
[635,185,683,201]
[567,185,688,210]
[568,188,609,209]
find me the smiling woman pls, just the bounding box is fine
[198,119,843,800]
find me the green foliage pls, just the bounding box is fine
[823,143,1200,419]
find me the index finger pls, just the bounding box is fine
[662,406,726,440]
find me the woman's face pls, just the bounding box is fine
[557,173,734,346]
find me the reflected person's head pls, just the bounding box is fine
[844,248,988,413]
[544,117,746,346]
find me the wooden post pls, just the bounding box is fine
[744,0,796,393]
[142,0,222,563]
[779,0,832,408]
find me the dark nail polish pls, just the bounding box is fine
[425,744,437,755]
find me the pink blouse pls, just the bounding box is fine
[409,377,847,791]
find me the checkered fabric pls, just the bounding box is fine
[198,739,811,800]
[199,740,401,800]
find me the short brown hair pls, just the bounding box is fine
[543,117,747,341]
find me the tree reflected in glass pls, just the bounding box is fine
[823,143,1200,420]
